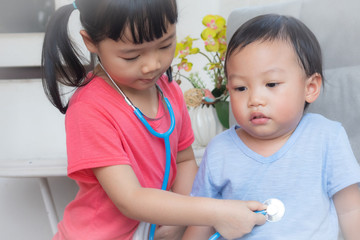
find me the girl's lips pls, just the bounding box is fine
[140,74,161,84]
[250,113,270,125]
[139,78,156,83]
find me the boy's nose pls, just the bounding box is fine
[248,90,266,107]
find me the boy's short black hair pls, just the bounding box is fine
[225,14,323,81]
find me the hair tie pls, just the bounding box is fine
[72,1,77,10]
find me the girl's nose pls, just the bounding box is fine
[141,54,161,75]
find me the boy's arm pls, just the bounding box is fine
[182,225,215,240]
[333,183,360,240]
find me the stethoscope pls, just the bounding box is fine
[99,62,286,240]
[209,198,286,240]
[99,63,175,240]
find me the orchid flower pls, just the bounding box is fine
[172,14,228,102]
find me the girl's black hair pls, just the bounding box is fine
[225,14,323,109]
[42,0,178,114]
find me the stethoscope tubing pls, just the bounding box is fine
[133,97,175,191]
[133,97,175,139]
[134,97,175,240]
[98,62,176,240]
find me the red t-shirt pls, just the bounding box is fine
[54,74,194,240]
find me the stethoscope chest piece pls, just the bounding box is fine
[263,198,285,222]
[209,198,286,240]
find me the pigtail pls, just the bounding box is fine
[41,3,87,114]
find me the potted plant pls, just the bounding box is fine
[172,15,229,146]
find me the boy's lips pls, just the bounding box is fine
[250,112,270,124]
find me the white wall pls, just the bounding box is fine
[0,1,290,239]
[0,1,81,239]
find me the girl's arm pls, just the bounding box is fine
[333,184,360,240]
[93,162,266,240]
[154,145,198,240]
[182,225,216,239]
[172,145,198,195]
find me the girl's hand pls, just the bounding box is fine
[94,164,265,239]
[154,225,186,240]
[213,200,267,239]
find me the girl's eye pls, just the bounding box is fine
[235,86,247,92]
[123,55,140,61]
[266,82,279,88]
[160,43,172,50]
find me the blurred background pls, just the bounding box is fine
[0,0,290,239]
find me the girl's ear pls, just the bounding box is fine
[80,30,98,54]
[305,73,322,104]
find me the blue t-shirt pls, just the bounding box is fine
[191,113,360,240]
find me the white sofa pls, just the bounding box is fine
[227,0,360,164]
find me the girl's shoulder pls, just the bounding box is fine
[69,74,116,106]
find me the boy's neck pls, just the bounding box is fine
[236,128,294,157]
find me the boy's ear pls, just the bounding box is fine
[305,73,322,104]
[80,30,98,54]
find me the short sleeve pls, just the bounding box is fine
[166,80,194,152]
[177,97,194,151]
[65,102,130,182]
[326,125,360,197]
[190,149,220,199]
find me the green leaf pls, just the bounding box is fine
[211,85,226,98]
[214,101,229,129]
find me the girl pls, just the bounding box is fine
[41,1,266,239]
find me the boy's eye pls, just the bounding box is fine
[235,86,247,92]
[266,82,279,88]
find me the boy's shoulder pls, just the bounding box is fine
[300,113,345,142]
[205,127,236,153]
[302,113,341,129]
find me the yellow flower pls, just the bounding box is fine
[202,15,226,32]
[175,36,199,58]
[177,59,193,72]
[172,14,229,128]
[201,15,227,53]
[203,34,220,52]
[172,14,228,99]
[208,62,222,71]
[217,29,227,54]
